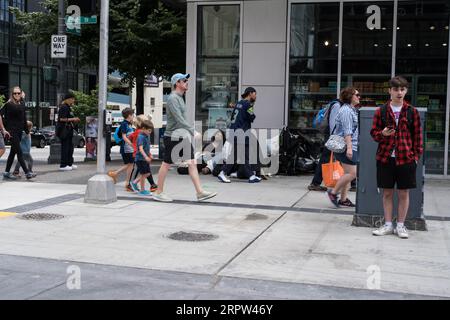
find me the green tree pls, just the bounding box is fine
[11,0,186,115]
[71,89,99,131]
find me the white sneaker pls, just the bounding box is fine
[59,166,73,171]
[218,171,230,183]
[372,224,394,236]
[248,175,262,183]
[152,192,173,202]
[70,165,78,169]
[197,190,217,201]
[230,172,238,178]
[394,225,409,239]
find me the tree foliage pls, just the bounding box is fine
[11,0,186,114]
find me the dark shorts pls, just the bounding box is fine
[136,161,151,175]
[335,150,359,165]
[163,136,194,164]
[0,132,4,149]
[121,152,134,164]
[377,158,417,190]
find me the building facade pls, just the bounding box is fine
[185,0,450,177]
[0,0,97,128]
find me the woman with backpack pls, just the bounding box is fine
[326,87,361,208]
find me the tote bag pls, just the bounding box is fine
[322,152,344,188]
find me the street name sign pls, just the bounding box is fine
[51,35,67,58]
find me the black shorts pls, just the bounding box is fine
[136,161,151,175]
[121,152,134,164]
[163,136,194,164]
[376,158,417,190]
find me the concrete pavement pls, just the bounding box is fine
[0,147,450,299]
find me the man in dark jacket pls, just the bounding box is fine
[218,87,262,183]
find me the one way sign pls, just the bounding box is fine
[51,35,67,58]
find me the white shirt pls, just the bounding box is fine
[390,103,402,157]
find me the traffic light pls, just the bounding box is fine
[69,0,97,16]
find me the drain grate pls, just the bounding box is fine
[245,213,268,220]
[17,213,64,221]
[168,231,218,242]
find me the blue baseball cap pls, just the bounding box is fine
[171,73,190,86]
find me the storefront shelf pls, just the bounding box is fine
[417,92,447,95]
[290,110,317,113]
[289,92,336,95]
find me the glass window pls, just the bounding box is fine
[342,2,394,107]
[288,3,340,129]
[395,1,449,175]
[196,5,240,132]
[9,65,20,88]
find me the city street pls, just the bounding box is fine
[0,145,449,299]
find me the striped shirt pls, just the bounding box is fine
[334,103,359,151]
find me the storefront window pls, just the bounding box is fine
[289,3,340,129]
[342,2,393,107]
[395,0,449,175]
[196,5,240,132]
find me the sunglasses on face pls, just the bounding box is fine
[13,92,21,95]
[354,93,361,97]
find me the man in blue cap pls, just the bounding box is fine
[152,73,217,202]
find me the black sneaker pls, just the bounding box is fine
[308,184,327,191]
[338,198,355,207]
[25,172,34,180]
[326,189,340,208]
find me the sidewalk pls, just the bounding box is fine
[0,169,449,299]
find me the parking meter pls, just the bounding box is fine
[104,110,112,137]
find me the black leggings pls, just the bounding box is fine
[5,130,29,174]
[129,163,156,185]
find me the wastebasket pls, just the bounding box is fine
[353,107,427,231]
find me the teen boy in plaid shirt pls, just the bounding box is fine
[370,76,423,239]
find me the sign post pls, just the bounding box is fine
[51,35,67,59]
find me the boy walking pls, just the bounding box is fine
[13,121,35,177]
[108,108,135,191]
[370,76,423,239]
[130,117,154,196]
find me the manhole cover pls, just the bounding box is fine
[17,213,64,221]
[168,231,218,242]
[245,213,268,220]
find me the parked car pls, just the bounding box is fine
[45,125,86,148]
[30,128,47,148]
[5,129,48,149]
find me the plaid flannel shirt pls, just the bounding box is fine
[370,101,423,165]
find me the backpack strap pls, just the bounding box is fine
[328,99,341,135]
[382,103,415,137]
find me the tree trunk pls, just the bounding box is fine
[135,76,145,115]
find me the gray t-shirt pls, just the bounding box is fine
[164,92,194,138]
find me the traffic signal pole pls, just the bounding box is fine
[84,0,116,204]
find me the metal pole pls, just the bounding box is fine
[84,0,116,204]
[57,0,65,104]
[97,0,108,174]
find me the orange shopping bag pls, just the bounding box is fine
[322,152,344,188]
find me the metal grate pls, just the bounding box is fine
[167,231,218,242]
[17,213,65,221]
